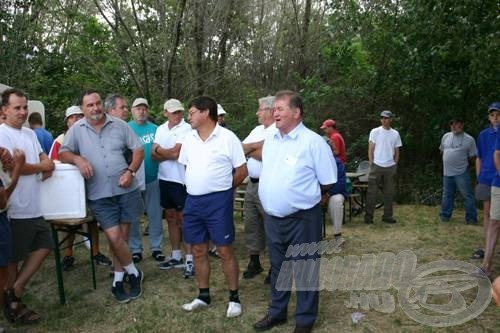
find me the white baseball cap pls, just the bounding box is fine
[132,98,149,108]
[217,104,226,116]
[164,99,184,113]
[65,106,83,119]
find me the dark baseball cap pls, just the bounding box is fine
[449,118,464,125]
[488,102,500,113]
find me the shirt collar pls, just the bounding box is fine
[167,118,186,130]
[274,122,304,140]
[81,113,113,127]
[192,123,221,141]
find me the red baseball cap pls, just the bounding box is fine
[320,119,336,129]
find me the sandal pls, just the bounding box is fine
[471,248,484,259]
[3,289,41,324]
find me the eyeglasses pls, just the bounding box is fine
[188,109,201,117]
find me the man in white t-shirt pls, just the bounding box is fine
[178,96,247,318]
[364,110,402,224]
[241,96,275,282]
[0,88,55,323]
[152,99,194,278]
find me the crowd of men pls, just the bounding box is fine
[0,85,499,332]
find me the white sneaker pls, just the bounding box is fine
[182,298,208,312]
[226,301,242,318]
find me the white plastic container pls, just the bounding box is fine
[41,163,86,219]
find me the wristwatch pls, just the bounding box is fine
[126,168,136,177]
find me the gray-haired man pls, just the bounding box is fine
[241,96,275,281]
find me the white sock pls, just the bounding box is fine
[171,250,182,261]
[113,271,124,287]
[186,254,193,263]
[124,263,139,277]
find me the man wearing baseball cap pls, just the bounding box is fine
[217,104,227,127]
[320,119,346,164]
[472,102,500,259]
[439,117,477,224]
[128,98,165,264]
[365,110,402,224]
[152,99,194,278]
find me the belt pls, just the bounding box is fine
[249,177,259,183]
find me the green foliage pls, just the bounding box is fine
[0,0,497,201]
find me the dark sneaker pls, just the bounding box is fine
[151,251,166,262]
[128,270,144,299]
[466,220,478,225]
[183,261,195,279]
[243,261,263,279]
[93,252,112,266]
[62,255,75,271]
[132,253,143,263]
[111,281,130,303]
[159,258,184,270]
[382,217,397,224]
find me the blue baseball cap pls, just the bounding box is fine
[488,102,500,113]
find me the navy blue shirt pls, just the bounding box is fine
[329,157,348,198]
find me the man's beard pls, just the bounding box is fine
[90,113,103,121]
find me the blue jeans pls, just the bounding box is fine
[129,180,164,253]
[440,171,477,222]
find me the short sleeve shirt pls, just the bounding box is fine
[178,124,246,195]
[258,123,337,217]
[242,123,276,179]
[329,131,347,164]
[60,115,142,200]
[476,127,497,185]
[440,132,476,176]
[369,126,403,167]
[0,124,43,218]
[128,121,158,184]
[155,119,192,184]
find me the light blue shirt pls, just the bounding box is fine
[258,122,337,217]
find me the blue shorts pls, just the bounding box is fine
[89,190,144,230]
[0,212,11,266]
[183,189,235,246]
[159,180,187,211]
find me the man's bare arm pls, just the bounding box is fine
[232,164,248,188]
[368,142,375,164]
[152,143,181,161]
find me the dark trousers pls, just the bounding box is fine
[365,163,396,219]
[264,204,322,327]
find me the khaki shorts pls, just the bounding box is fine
[491,187,500,221]
[10,217,53,263]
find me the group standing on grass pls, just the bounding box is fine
[0,84,499,332]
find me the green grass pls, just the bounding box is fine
[2,204,499,332]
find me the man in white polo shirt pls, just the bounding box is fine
[241,95,275,281]
[254,90,336,333]
[152,99,193,278]
[364,110,402,224]
[179,96,247,318]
